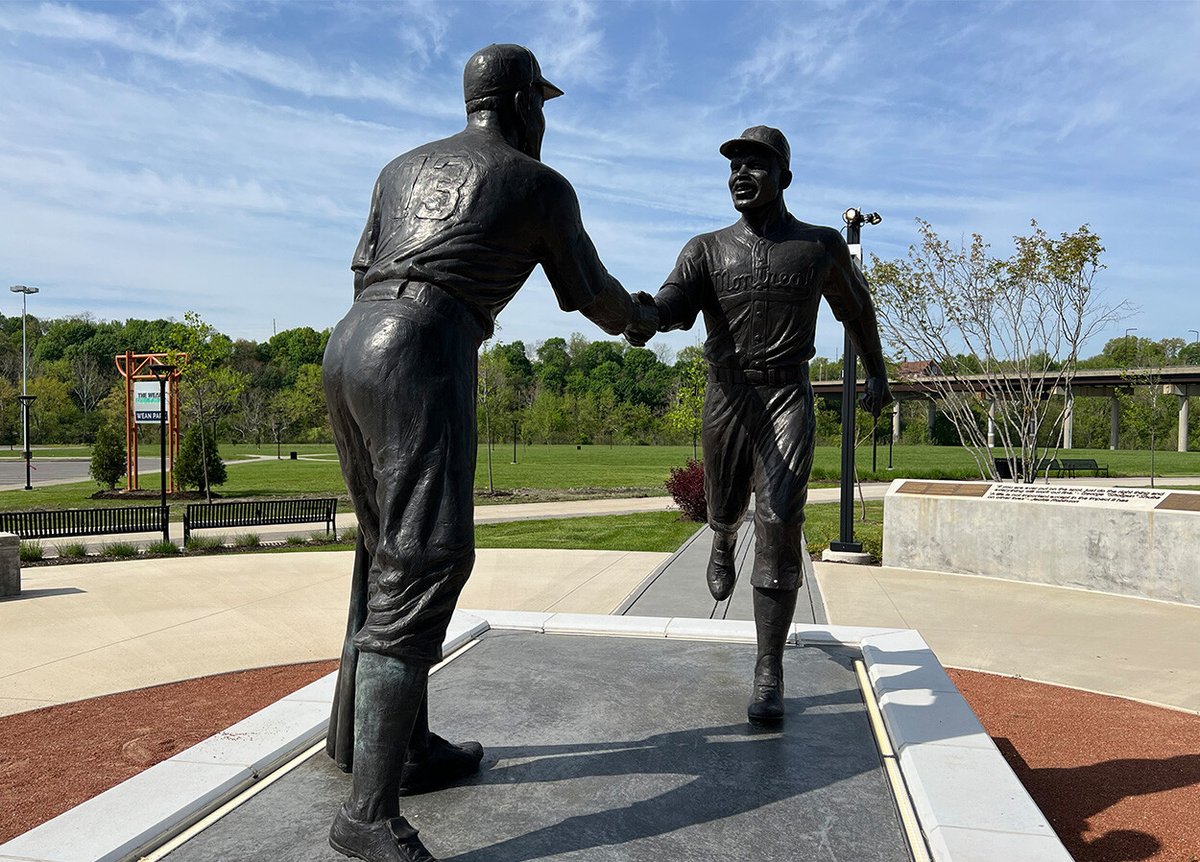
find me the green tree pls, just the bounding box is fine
[477,342,508,493]
[261,327,330,384]
[618,347,673,408]
[284,363,330,440]
[176,424,227,492]
[1120,349,1176,485]
[89,421,126,490]
[535,337,571,395]
[665,346,706,459]
[158,311,248,501]
[266,389,300,458]
[27,375,82,443]
[871,219,1127,482]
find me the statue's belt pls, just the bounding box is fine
[357,279,489,339]
[710,364,809,386]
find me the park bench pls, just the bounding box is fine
[182,498,339,545]
[1055,458,1110,478]
[1036,458,1061,480]
[0,506,166,541]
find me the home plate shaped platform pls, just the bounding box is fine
[0,612,1073,862]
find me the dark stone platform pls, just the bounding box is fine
[164,630,910,861]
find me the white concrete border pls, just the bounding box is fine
[1,610,1070,862]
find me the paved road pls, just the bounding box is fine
[0,457,95,490]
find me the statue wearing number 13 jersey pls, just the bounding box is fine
[321,44,656,862]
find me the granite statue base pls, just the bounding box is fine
[162,631,911,861]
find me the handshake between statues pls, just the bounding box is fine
[623,291,661,349]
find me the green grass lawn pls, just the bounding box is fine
[475,501,883,558]
[255,500,880,560]
[474,511,700,553]
[261,501,882,559]
[3,442,1196,515]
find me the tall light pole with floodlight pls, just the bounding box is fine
[831,208,882,556]
[9,285,40,490]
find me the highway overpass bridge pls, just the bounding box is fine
[809,365,1200,452]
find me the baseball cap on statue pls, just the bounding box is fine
[463,44,564,103]
[719,125,791,172]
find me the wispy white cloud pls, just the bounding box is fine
[0,0,1197,354]
[0,2,461,116]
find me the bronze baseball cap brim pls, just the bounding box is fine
[719,136,787,165]
[538,77,564,100]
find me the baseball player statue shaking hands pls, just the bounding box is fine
[322,44,657,862]
[626,126,892,725]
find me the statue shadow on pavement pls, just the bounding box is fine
[442,688,871,862]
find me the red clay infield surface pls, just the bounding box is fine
[1,664,1197,860]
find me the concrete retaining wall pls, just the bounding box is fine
[882,480,1200,606]
[0,532,18,597]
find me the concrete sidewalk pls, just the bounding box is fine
[0,547,667,717]
[5,488,1198,720]
[615,506,1200,714]
[815,561,1200,713]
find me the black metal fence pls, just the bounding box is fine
[183,498,337,544]
[0,506,166,540]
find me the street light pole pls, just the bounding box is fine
[831,208,881,555]
[150,364,175,545]
[9,285,40,490]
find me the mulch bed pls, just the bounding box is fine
[0,660,337,843]
[1,665,1197,860]
[947,669,1200,862]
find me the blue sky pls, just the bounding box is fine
[1,0,1198,361]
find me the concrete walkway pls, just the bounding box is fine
[0,547,668,717]
[619,522,1200,714]
[816,563,1200,714]
[4,488,1198,719]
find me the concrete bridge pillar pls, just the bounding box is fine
[1062,397,1074,450]
[892,400,901,441]
[987,401,996,448]
[927,400,937,436]
[1181,396,1191,452]
[1110,396,1120,450]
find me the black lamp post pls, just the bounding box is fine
[150,364,175,545]
[10,285,39,490]
[831,207,881,555]
[17,395,35,491]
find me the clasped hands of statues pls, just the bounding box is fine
[622,291,892,418]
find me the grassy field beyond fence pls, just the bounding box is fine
[0,443,1195,514]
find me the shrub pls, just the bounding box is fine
[58,542,89,558]
[102,542,138,558]
[337,524,358,545]
[186,533,225,551]
[233,533,260,548]
[665,460,707,522]
[285,534,307,546]
[19,540,44,562]
[89,422,126,490]
[176,424,227,492]
[147,540,180,555]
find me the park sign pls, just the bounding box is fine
[133,381,169,423]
